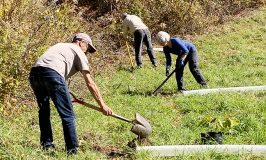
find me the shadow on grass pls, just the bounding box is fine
[77,133,155,159]
[117,65,135,73]
[78,131,133,158]
[107,137,153,159]
[123,89,179,97]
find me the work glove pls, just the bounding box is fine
[176,59,184,68]
[166,67,170,76]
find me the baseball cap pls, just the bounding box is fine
[73,33,96,53]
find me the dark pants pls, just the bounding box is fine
[175,50,207,90]
[29,67,78,151]
[134,29,156,66]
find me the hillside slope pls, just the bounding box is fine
[0,5,266,160]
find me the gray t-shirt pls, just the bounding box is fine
[122,15,148,35]
[33,43,90,79]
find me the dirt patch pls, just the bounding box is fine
[79,132,130,158]
[92,144,129,158]
[127,137,153,148]
[79,132,152,158]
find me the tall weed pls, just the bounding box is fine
[0,0,83,110]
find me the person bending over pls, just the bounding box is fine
[156,31,207,91]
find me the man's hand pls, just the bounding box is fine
[101,104,113,116]
[176,59,184,68]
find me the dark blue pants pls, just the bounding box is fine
[175,50,207,90]
[134,29,156,66]
[29,67,78,151]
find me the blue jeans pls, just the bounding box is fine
[29,66,78,151]
[175,50,207,90]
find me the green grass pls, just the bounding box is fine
[1,7,266,159]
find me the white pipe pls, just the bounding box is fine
[182,86,266,96]
[137,145,266,156]
[153,48,163,52]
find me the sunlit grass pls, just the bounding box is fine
[1,7,266,160]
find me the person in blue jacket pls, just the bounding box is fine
[156,31,207,91]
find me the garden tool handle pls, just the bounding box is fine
[70,92,132,123]
[152,68,176,95]
[77,101,132,123]
[111,113,132,123]
[80,101,132,123]
[125,41,134,69]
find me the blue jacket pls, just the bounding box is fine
[163,38,196,70]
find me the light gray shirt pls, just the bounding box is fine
[33,43,90,79]
[122,15,148,36]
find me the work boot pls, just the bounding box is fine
[178,88,186,93]
[67,147,78,155]
[201,84,208,89]
[136,64,143,69]
[42,142,55,151]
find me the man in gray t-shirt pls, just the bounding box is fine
[29,33,113,154]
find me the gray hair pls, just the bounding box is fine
[121,12,128,20]
[156,31,170,44]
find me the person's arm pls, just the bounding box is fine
[175,39,189,59]
[81,70,113,116]
[165,52,171,70]
[163,48,172,76]
[163,48,171,69]
[173,39,188,66]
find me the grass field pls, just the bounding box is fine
[0,7,266,160]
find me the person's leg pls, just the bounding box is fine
[143,29,157,66]
[188,51,207,86]
[45,70,78,154]
[134,29,145,67]
[29,68,54,149]
[175,58,187,91]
